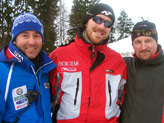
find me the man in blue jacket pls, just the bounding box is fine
[0,12,56,123]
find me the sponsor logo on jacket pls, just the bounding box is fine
[58,61,78,72]
[12,85,28,110]
[14,51,24,62]
[58,61,79,66]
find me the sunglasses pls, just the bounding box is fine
[131,29,157,37]
[92,16,113,28]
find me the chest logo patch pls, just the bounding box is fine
[12,85,28,110]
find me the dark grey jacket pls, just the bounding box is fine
[121,45,164,123]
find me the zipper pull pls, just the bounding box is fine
[90,46,95,65]
[88,97,90,105]
[108,80,112,106]
[74,78,79,105]
[92,46,95,58]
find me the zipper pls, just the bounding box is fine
[92,46,95,58]
[31,65,41,93]
[74,78,79,105]
[88,97,90,105]
[90,46,95,65]
[108,80,112,106]
[31,65,42,112]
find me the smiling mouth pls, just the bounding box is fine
[140,50,150,53]
[26,47,37,52]
[95,31,105,37]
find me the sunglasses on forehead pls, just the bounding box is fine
[131,29,157,37]
[92,16,113,28]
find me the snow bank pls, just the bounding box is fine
[108,37,134,56]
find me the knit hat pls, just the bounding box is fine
[11,12,44,43]
[82,3,115,26]
[131,20,158,42]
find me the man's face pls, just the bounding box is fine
[132,36,158,60]
[13,31,42,59]
[84,14,112,44]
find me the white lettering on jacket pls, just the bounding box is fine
[58,61,79,66]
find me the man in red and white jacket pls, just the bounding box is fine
[49,3,127,123]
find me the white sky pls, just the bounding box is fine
[64,0,164,49]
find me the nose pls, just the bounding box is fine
[98,22,106,29]
[141,42,147,50]
[28,36,36,45]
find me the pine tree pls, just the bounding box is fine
[109,27,116,43]
[116,10,134,41]
[28,0,60,54]
[68,0,99,39]
[14,0,32,14]
[0,0,59,53]
[0,0,14,51]
[55,0,70,47]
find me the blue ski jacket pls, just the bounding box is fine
[0,41,56,123]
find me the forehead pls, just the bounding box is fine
[132,36,157,45]
[96,14,112,21]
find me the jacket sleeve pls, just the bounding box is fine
[49,51,58,96]
[118,60,127,106]
[0,92,5,122]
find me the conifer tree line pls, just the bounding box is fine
[0,0,134,53]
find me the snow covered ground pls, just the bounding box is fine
[108,37,134,57]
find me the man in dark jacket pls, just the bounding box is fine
[121,20,164,123]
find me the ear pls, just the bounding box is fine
[85,22,88,27]
[13,40,16,44]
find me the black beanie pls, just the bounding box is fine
[131,20,158,42]
[82,3,115,26]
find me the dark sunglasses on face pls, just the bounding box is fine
[131,29,157,37]
[92,16,113,28]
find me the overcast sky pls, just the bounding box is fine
[64,0,164,47]
[100,0,164,47]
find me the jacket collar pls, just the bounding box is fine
[75,27,107,71]
[134,45,164,66]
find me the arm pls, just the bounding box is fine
[0,93,5,122]
[49,51,58,96]
[118,60,127,106]
[49,51,60,121]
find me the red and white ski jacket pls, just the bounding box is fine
[49,32,127,123]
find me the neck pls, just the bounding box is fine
[83,31,92,44]
[30,52,42,70]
